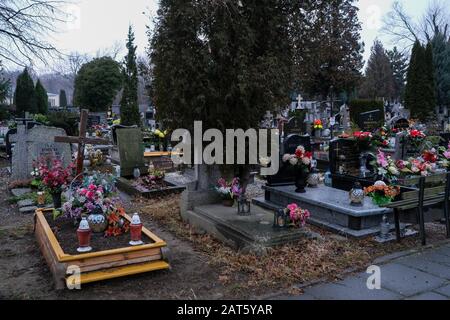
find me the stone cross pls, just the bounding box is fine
[9,124,28,179]
[54,109,109,177]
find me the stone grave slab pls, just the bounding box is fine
[182,204,319,253]
[10,125,71,180]
[253,185,393,238]
[116,128,147,177]
[11,188,32,197]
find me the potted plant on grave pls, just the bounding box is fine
[364,182,400,206]
[353,131,373,151]
[135,168,167,191]
[214,177,242,207]
[403,129,426,151]
[34,156,75,209]
[282,145,313,193]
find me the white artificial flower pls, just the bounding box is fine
[374,181,387,187]
[388,166,399,176]
[302,157,311,166]
[282,154,291,162]
[289,157,298,165]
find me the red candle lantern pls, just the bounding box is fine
[129,213,144,246]
[77,217,92,253]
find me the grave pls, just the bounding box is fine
[266,134,312,186]
[358,110,382,132]
[10,125,72,180]
[328,138,376,191]
[284,116,306,136]
[115,128,147,177]
[253,185,393,238]
[394,131,422,160]
[114,127,185,198]
[180,165,318,252]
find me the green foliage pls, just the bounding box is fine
[360,40,395,100]
[59,89,68,108]
[35,79,48,114]
[387,47,408,100]
[33,113,49,125]
[0,106,11,120]
[120,26,141,126]
[431,32,450,109]
[150,0,292,132]
[348,99,384,124]
[404,41,436,121]
[74,57,122,112]
[46,111,79,136]
[14,68,36,116]
[0,72,10,104]
[292,0,364,98]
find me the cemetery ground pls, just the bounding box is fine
[0,155,449,300]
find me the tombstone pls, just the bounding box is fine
[111,124,138,145]
[284,116,306,136]
[282,134,311,155]
[358,110,382,132]
[394,131,421,160]
[266,134,311,186]
[329,138,375,190]
[339,104,351,130]
[116,128,147,177]
[393,118,409,130]
[10,125,72,180]
[87,112,107,128]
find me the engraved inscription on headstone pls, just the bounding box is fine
[358,110,382,132]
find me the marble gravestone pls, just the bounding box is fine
[116,128,147,177]
[10,125,72,180]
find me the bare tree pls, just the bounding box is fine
[382,0,450,49]
[52,51,89,79]
[95,41,124,61]
[0,0,69,67]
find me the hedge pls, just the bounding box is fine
[348,99,384,126]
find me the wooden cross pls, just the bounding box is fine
[54,109,110,177]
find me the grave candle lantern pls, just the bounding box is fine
[77,217,92,253]
[37,191,46,207]
[273,209,287,228]
[129,213,144,246]
[237,194,251,216]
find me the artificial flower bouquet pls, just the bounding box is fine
[404,129,426,149]
[62,173,118,219]
[373,149,400,182]
[364,182,400,206]
[353,131,373,150]
[313,119,323,130]
[214,177,242,200]
[438,143,450,168]
[396,158,436,177]
[33,156,75,195]
[282,145,313,173]
[284,203,311,228]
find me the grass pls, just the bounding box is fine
[138,194,449,296]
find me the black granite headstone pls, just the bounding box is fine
[394,118,409,130]
[440,133,450,147]
[266,134,311,186]
[358,110,382,132]
[283,134,311,155]
[284,116,306,136]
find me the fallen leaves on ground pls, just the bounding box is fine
[139,194,449,295]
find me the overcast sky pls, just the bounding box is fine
[29,0,437,72]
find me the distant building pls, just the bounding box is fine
[48,93,60,108]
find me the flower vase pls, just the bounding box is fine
[314,129,321,138]
[51,191,62,209]
[222,199,234,207]
[295,170,307,193]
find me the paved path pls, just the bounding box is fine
[277,243,450,300]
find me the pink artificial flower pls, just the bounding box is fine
[287,203,298,212]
